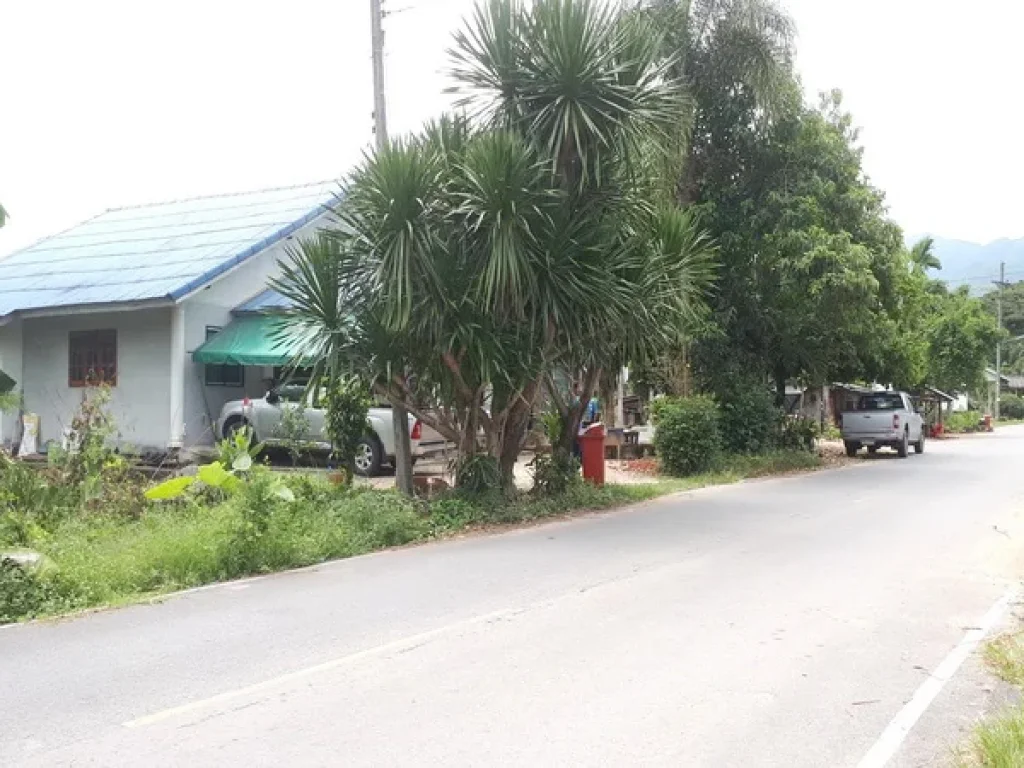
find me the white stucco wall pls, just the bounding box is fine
[19,308,173,452]
[0,318,24,446]
[181,213,330,446]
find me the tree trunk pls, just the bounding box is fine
[774,366,787,408]
[392,404,414,496]
[497,378,542,489]
[553,368,601,458]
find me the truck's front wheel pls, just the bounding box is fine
[844,441,860,458]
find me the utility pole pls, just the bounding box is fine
[995,261,1005,421]
[369,0,414,495]
[370,0,389,150]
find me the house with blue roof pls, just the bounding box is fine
[0,181,339,453]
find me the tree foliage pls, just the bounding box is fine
[924,287,1001,395]
[275,0,715,489]
[690,88,913,397]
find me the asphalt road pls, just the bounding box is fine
[3,431,1024,767]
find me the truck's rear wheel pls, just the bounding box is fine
[353,436,383,477]
[897,430,909,458]
[844,441,860,458]
[223,417,255,443]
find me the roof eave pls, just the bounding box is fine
[0,297,175,324]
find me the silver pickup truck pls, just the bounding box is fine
[840,391,925,458]
[215,386,431,476]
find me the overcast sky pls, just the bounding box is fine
[1,0,1021,259]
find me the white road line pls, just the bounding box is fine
[857,587,1016,768]
[123,607,516,728]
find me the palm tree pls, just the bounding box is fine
[910,236,942,272]
[275,0,714,488]
[640,0,796,204]
[449,0,713,455]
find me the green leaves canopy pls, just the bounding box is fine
[274,0,715,483]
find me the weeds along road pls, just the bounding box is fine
[3,430,1024,767]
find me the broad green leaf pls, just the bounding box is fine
[144,476,196,501]
[197,461,232,488]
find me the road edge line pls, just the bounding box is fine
[856,586,1016,768]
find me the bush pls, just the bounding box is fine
[427,496,485,533]
[1000,395,1024,421]
[329,490,426,551]
[0,558,50,623]
[652,395,722,476]
[946,410,982,434]
[530,451,580,497]
[718,385,780,454]
[454,454,502,494]
[324,375,371,483]
[777,416,818,452]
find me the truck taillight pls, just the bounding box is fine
[892,413,900,430]
[411,420,422,440]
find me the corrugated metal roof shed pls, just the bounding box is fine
[0,181,339,319]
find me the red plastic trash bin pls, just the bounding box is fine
[579,423,606,486]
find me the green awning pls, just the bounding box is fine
[192,315,306,366]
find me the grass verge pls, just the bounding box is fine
[1,449,822,625]
[957,632,1024,766]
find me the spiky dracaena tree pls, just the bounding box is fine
[275,0,714,488]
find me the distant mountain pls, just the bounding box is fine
[908,236,1024,293]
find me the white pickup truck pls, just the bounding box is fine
[215,386,433,476]
[840,391,925,458]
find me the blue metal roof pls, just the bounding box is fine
[232,288,293,315]
[0,181,340,319]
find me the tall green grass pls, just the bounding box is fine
[957,633,1024,766]
[2,450,822,624]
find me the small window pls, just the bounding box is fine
[69,330,117,387]
[204,327,244,387]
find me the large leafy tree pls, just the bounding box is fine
[640,0,796,206]
[692,90,914,399]
[275,0,713,488]
[979,281,1024,374]
[925,287,1001,394]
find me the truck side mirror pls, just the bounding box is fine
[266,390,280,405]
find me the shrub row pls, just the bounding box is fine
[1000,395,1024,421]
[651,390,817,477]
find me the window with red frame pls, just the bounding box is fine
[69,330,117,387]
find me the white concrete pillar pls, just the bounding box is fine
[0,319,24,447]
[169,305,185,448]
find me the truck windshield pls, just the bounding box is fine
[857,393,903,411]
